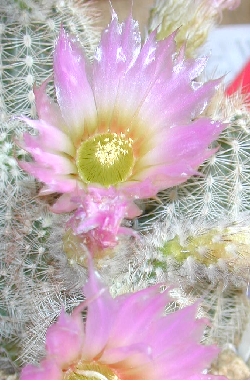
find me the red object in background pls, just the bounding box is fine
[226,59,250,96]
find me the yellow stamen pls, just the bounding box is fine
[76,132,134,187]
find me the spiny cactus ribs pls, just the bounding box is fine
[0,0,99,118]
[0,0,99,374]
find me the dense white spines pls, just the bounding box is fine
[0,0,99,374]
[0,0,99,117]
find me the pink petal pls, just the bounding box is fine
[101,286,170,358]
[81,265,117,360]
[50,193,79,213]
[138,118,224,168]
[120,344,219,380]
[34,79,69,133]
[92,12,141,126]
[156,345,219,379]
[122,170,191,199]
[137,75,221,132]
[110,31,218,135]
[18,161,78,193]
[134,161,200,188]
[20,134,77,175]
[122,199,142,219]
[115,303,219,380]
[105,32,177,139]
[20,359,62,380]
[19,117,75,157]
[54,28,96,144]
[103,343,152,366]
[120,177,160,200]
[149,306,207,357]
[46,310,84,367]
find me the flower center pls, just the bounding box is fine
[64,362,119,380]
[76,132,134,187]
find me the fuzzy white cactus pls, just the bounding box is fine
[0,0,99,374]
[0,0,100,118]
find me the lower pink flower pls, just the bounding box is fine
[21,265,225,380]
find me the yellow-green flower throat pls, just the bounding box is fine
[76,132,134,187]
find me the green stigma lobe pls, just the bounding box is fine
[76,132,134,187]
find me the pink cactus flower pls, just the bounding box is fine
[17,11,224,213]
[65,187,139,252]
[20,265,223,380]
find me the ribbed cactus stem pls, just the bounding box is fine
[0,0,100,117]
[0,0,99,372]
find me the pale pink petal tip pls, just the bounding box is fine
[53,27,96,142]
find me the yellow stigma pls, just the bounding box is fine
[76,132,134,187]
[64,361,119,380]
